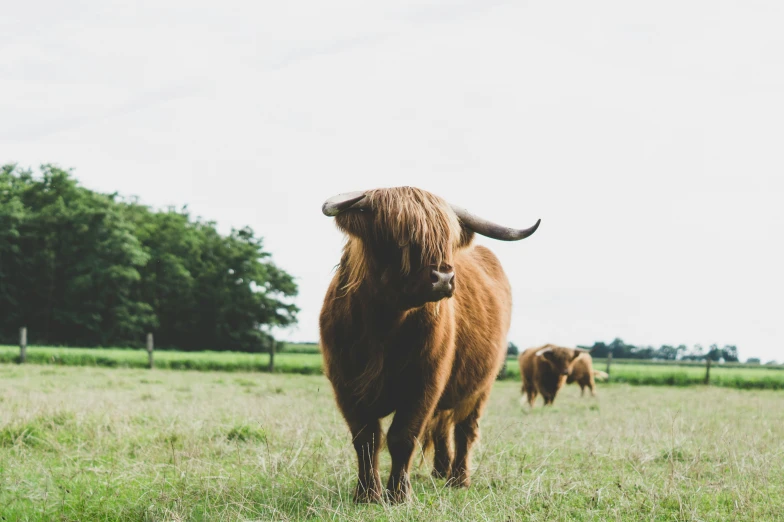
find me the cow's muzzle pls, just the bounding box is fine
[429,265,455,299]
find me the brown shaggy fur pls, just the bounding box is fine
[518,344,585,407]
[566,352,608,397]
[319,187,513,503]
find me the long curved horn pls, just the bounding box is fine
[535,347,552,357]
[450,205,540,241]
[322,191,369,216]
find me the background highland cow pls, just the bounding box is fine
[567,352,608,397]
[519,344,588,407]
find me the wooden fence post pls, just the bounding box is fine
[147,333,154,369]
[269,341,276,372]
[606,352,612,376]
[19,327,27,364]
[704,357,711,384]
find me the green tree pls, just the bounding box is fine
[2,165,154,345]
[0,164,298,351]
[654,345,686,360]
[721,345,739,362]
[586,341,609,358]
[0,165,27,332]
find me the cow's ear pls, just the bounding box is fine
[458,225,475,249]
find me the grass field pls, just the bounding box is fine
[3,345,784,390]
[1,365,783,521]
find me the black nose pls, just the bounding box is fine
[431,268,455,294]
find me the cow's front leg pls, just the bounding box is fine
[385,402,435,503]
[347,417,382,503]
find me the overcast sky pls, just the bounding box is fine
[2,1,783,361]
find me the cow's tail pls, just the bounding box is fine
[593,370,609,380]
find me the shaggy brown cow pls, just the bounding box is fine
[566,352,608,397]
[518,344,588,407]
[319,187,540,503]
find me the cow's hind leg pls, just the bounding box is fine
[525,386,537,408]
[347,417,383,503]
[429,412,453,479]
[449,394,488,488]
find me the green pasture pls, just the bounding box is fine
[1,365,782,521]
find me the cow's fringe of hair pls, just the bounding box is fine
[338,187,462,293]
[339,240,367,295]
[368,187,461,275]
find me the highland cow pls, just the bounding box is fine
[319,187,540,503]
[567,352,608,397]
[518,344,589,407]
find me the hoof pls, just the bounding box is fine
[446,473,471,488]
[353,484,382,504]
[431,467,449,479]
[385,488,410,503]
[385,476,411,503]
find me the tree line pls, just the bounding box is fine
[0,164,298,352]
[579,338,740,362]
[507,339,745,363]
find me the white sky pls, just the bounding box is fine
[2,1,783,362]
